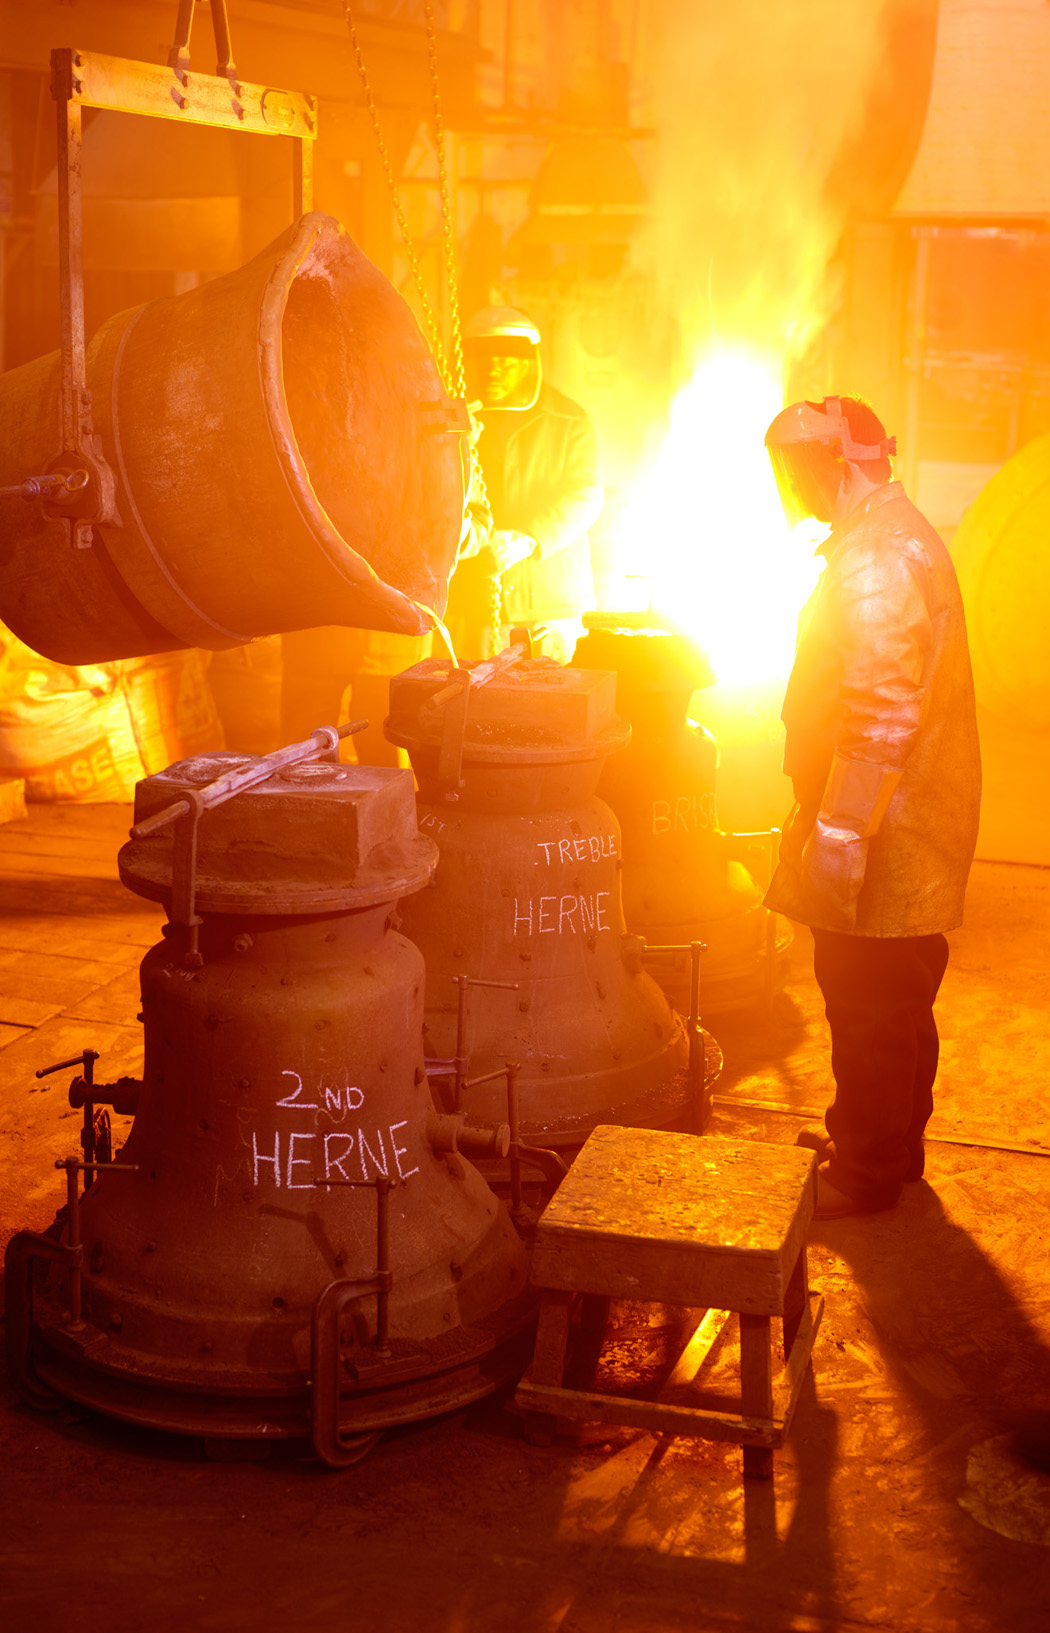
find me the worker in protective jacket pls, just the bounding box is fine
[444,307,603,662]
[765,395,981,1220]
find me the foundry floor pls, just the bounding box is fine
[0,804,1048,1633]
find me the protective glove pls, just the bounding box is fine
[473,529,537,577]
[457,495,493,560]
[798,821,870,932]
[796,754,902,931]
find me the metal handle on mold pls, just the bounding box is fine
[129,718,369,969]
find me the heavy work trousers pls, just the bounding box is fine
[812,929,950,1207]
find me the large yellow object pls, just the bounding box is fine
[951,433,1050,732]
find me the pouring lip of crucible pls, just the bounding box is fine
[259,212,462,636]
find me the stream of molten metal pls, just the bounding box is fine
[606,350,827,687]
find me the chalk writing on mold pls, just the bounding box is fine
[513,891,612,936]
[536,833,616,866]
[276,1070,364,1115]
[250,1121,419,1189]
[652,793,718,836]
[247,1071,420,1191]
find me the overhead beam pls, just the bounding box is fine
[52,47,317,140]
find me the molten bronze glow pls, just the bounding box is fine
[603,351,825,687]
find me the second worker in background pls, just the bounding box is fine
[445,306,604,663]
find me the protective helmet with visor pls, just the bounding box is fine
[464,306,542,412]
[765,395,897,527]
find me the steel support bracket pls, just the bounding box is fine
[36,1047,104,1189]
[49,48,123,549]
[169,787,207,968]
[56,45,317,142]
[639,938,709,1131]
[310,1276,389,1468]
[4,1153,138,1411]
[3,1228,82,1411]
[420,396,472,437]
[436,668,472,796]
[308,1175,396,1467]
[42,37,318,548]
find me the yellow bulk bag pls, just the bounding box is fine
[951,433,1050,732]
[0,627,224,801]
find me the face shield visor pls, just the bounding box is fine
[766,441,840,528]
[765,396,898,528]
[465,337,542,412]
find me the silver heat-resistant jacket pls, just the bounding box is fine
[765,482,981,937]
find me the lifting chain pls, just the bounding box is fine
[420,0,500,652]
[422,0,465,402]
[344,2,463,400]
[344,5,500,653]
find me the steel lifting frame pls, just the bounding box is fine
[45,0,317,549]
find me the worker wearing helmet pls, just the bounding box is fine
[445,306,603,662]
[765,395,981,1220]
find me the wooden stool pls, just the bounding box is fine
[515,1126,823,1479]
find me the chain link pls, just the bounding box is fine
[344,3,468,402]
[344,5,452,391]
[345,5,500,653]
[423,1,465,400]
[487,565,503,657]
[417,2,497,653]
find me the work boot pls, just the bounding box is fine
[812,1162,896,1222]
[796,1126,832,1162]
[903,1142,926,1183]
[796,1126,925,1183]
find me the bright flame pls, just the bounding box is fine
[607,350,826,688]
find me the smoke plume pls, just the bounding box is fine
[635,0,893,369]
